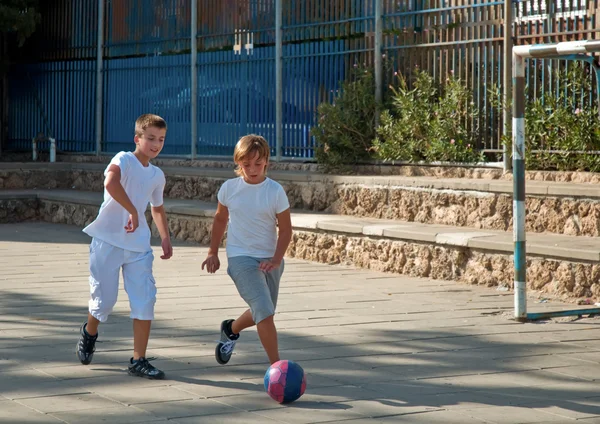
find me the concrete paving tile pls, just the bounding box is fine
[364,381,468,398]
[460,406,576,423]
[0,400,64,423]
[170,380,265,399]
[437,369,586,390]
[544,365,600,381]
[17,393,125,413]
[35,363,129,380]
[95,384,195,405]
[251,402,369,424]
[525,399,600,420]
[49,405,171,424]
[557,352,600,365]
[374,410,493,423]
[0,381,90,401]
[3,222,600,424]
[299,385,383,404]
[320,419,389,424]
[173,411,284,423]
[333,400,443,418]
[134,398,241,419]
[206,391,291,412]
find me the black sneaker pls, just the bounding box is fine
[76,322,97,365]
[215,319,239,365]
[128,357,165,380]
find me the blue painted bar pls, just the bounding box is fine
[527,308,600,321]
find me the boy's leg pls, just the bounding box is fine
[231,309,254,334]
[85,313,101,336]
[257,315,280,364]
[256,260,284,365]
[133,319,152,359]
[78,239,122,365]
[219,257,283,365]
[122,249,164,379]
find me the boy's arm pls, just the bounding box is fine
[271,208,292,265]
[207,202,229,256]
[151,205,172,259]
[105,164,139,232]
[105,164,136,214]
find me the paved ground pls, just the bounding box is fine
[1,222,600,424]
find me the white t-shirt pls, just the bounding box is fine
[83,151,166,253]
[218,177,290,259]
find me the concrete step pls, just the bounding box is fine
[1,188,599,303]
[2,162,600,238]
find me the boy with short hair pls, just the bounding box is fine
[77,113,173,379]
[202,134,292,365]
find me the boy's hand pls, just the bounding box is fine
[124,212,139,233]
[161,238,173,260]
[259,259,281,273]
[202,254,220,273]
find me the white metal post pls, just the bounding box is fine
[49,137,56,162]
[512,52,526,320]
[191,0,198,160]
[95,0,104,156]
[275,0,283,162]
[503,0,513,171]
[374,0,383,115]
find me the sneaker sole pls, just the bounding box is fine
[76,342,93,365]
[215,344,230,365]
[127,370,165,380]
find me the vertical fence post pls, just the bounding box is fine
[95,0,104,156]
[275,0,283,162]
[503,0,513,171]
[512,52,526,321]
[191,0,198,160]
[374,0,383,124]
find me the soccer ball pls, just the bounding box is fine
[264,360,307,403]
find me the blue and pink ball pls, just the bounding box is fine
[264,360,307,403]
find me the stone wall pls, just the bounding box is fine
[36,199,219,247]
[326,186,600,237]
[3,168,600,236]
[289,230,600,301]
[2,197,597,302]
[7,152,600,182]
[39,200,100,227]
[0,199,39,223]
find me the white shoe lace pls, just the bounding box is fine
[219,340,236,355]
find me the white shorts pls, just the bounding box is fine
[88,237,156,322]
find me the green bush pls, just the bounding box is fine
[500,63,600,172]
[524,98,600,172]
[373,71,483,163]
[312,66,378,172]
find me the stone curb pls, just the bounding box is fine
[2,189,598,263]
[2,162,600,198]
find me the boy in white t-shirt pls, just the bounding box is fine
[202,134,292,365]
[77,114,173,380]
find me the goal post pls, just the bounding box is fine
[512,40,600,321]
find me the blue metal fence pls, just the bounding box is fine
[195,47,276,156]
[103,55,191,154]
[7,1,600,158]
[8,60,96,152]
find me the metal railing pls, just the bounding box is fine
[7,1,600,162]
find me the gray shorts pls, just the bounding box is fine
[227,256,285,324]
